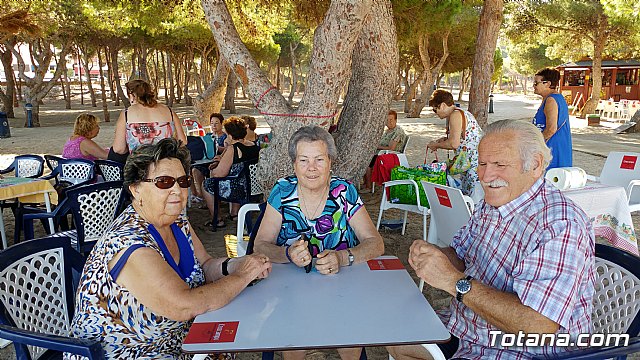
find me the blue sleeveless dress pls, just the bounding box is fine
[533,93,572,169]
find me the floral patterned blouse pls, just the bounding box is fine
[449,108,482,196]
[267,176,364,255]
[65,206,206,360]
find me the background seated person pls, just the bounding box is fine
[202,116,260,228]
[110,79,186,162]
[241,115,259,143]
[254,125,384,360]
[387,120,595,360]
[62,113,109,161]
[362,110,406,191]
[66,138,271,359]
[190,112,227,205]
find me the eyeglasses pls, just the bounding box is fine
[533,80,549,86]
[142,175,192,189]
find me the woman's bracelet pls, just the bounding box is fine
[285,245,293,263]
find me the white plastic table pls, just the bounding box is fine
[183,256,450,356]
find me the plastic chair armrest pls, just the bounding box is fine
[40,172,58,180]
[627,180,640,200]
[0,324,104,359]
[531,336,640,360]
[382,179,419,188]
[0,166,13,175]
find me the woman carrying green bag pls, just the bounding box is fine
[426,89,482,196]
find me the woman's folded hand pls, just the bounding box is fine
[233,253,272,282]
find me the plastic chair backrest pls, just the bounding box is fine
[599,152,640,203]
[94,159,124,182]
[246,202,268,255]
[592,243,640,336]
[57,158,95,186]
[44,155,64,173]
[400,135,410,153]
[65,182,124,253]
[0,236,92,359]
[249,163,265,197]
[236,203,261,256]
[1,155,45,178]
[420,181,474,248]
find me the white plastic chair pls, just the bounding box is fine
[376,179,429,241]
[595,100,605,116]
[602,101,621,120]
[586,152,640,213]
[235,203,261,257]
[420,181,474,291]
[249,163,264,201]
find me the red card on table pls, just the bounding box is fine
[367,258,405,270]
[435,188,452,208]
[183,321,239,344]
[621,156,637,170]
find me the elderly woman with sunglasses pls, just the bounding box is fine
[533,67,572,170]
[66,138,271,360]
[254,125,384,360]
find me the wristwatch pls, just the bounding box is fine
[346,249,355,266]
[455,275,473,302]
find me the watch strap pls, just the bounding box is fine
[346,248,354,266]
[222,258,231,276]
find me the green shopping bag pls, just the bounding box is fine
[389,165,447,207]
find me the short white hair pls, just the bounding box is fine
[482,120,552,171]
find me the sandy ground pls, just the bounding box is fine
[1,93,639,360]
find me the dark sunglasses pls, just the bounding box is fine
[142,175,192,189]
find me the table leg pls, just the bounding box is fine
[44,192,55,234]
[0,207,6,249]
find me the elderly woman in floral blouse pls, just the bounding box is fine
[254,125,384,360]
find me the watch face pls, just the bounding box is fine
[456,279,471,294]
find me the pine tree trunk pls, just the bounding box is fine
[193,56,229,126]
[202,0,374,190]
[183,51,193,106]
[105,46,117,102]
[162,51,169,104]
[0,41,15,117]
[97,47,110,122]
[110,47,129,107]
[457,68,467,102]
[77,50,84,105]
[175,56,183,103]
[224,74,236,113]
[167,52,175,107]
[81,50,97,107]
[581,24,608,118]
[333,0,398,182]
[60,75,71,109]
[408,31,450,118]
[467,0,504,128]
[11,40,70,127]
[288,42,299,104]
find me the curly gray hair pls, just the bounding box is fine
[288,126,338,163]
